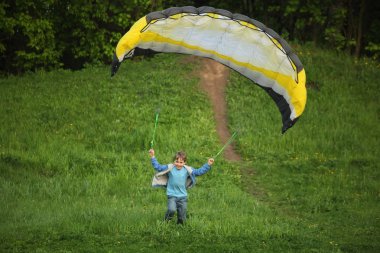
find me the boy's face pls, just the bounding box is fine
[174,158,186,169]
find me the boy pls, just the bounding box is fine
[149,149,214,224]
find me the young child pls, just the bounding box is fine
[149,148,214,224]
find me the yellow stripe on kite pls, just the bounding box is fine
[115,16,148,60]
[169,13,183,19]
[239,21,260,30]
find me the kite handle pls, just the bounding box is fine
[150,110,160,148]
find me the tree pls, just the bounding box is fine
[0,0,61,73]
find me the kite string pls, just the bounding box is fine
[213,131,238,159]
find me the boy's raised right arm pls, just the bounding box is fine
[149,149,168,172]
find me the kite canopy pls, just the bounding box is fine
[111,6,307,133]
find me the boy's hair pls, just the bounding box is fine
[173,151,187,162]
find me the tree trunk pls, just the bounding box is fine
[355,0,366,58]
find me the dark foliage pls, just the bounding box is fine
[1,0,379,74]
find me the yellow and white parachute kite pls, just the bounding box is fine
[111,6,307,133]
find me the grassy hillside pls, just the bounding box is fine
[0,49,379,252]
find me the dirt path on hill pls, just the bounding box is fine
[196,57,267,199]
[198,58,241,161]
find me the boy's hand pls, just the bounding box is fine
[149,149,155,158]
[208,158,214,166]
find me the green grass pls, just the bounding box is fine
[1,49,379,252]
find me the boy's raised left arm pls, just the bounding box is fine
[192,158,214,176]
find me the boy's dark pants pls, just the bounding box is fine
[165,196,187,224]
